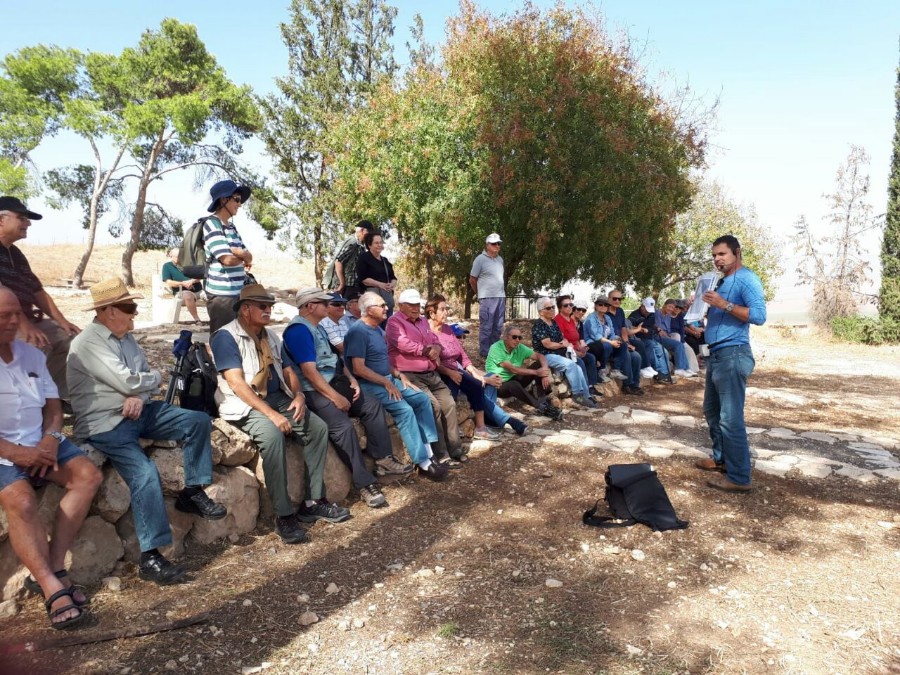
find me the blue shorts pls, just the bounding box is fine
[0,438,87,493]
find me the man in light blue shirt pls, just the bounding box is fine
[696,235,767,493]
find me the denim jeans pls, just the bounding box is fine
[657,335,688,370]
[359,377,437,465]
[647,340,671,375]
[577,352,598,386]
[88,401,213,551]
[481,384,511,428]
[544,353,590,398]
[703,344,755,485]
[478,297,506,357]
[587,340,613,368]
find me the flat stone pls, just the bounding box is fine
[830,432,858,442]
[766,428,799,439]
[859,435,899,450]
[610,438,640,454]
[745,427,766,435]
[543,434,580,446]
[752,448,779,459]
[612,406,631,414]
[643,446,674,459]
[467,440,495,453]
[599,434,631,442]
[848,442,884,452]
[851,447,894,459]
[602,412,633,425]
[746,387,808,405]
[530,428,556,437]
[795,462,833,478]
[770,454,799,466]
[861,459,900,469]
[581,437,616,450]
[518,434,543,444]
[799,432,837,444]
[873,468,900,480]
[754,459,790,477]
[673,447,709,460]
[568,410,595,417]
[669,416,697,428]
[834,465,877,482]
[630,409,666,426]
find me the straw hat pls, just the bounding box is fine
[86,278,143,310]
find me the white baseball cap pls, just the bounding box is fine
[398,288,423,305]
[485,232,502,244]
[642,297,656,311]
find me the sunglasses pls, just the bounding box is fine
[561,303,574,308]
[113,303,138,315]
[230,195,243,203]
[328,302,345,307]
[509,335,523,340]
[251,302,274,310]
[609,297,622,301]
[574,307,586,311]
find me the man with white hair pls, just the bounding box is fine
[469,232,506,357]
[161,247,203,324]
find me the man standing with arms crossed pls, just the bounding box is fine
[469,233,505,358]
[696,235,767,493]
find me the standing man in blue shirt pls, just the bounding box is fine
[469,233,506,357]
[697,235,767,493]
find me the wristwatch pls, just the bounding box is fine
[44,431,66,443]
[724,302,734,313]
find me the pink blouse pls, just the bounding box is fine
[433,324,473,372]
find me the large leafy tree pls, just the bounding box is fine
[259,0,398,284]
[328,1,707,306]
[880,43,900,321]
[658,180,782,301]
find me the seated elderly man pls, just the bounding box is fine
[0,288,101,630]
[344,292,448,482]
[211,284,349,545]
[161,247,203,324]
[386,289,465,466]
[485,323,562,420]
[283,287,414,506]
[67,278,227,585]
[319,291,353,354]
[531,296,598,409]
[631,297,695,379]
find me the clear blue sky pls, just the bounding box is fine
[4,1,899,308]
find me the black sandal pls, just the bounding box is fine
[45,588,87,631]
[26,570,90,607]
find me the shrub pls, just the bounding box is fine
[830,316,900,344]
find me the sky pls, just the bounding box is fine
[3,0,899,317]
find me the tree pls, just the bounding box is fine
[0,46,81,196]
[259,0,397,285]
[795,146,880,326]
[880,42,900,321]
[327,2,707,307]
[104,19,261,285]
[656,180,782,301]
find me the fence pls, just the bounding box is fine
[506,295,540,320]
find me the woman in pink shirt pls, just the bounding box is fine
[425,295,529,438]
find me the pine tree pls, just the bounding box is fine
[879,41,900,321]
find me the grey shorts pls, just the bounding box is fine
[0,438,87,493]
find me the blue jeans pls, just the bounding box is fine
[577,352,598,386]
[478,297,506,357]
[359,377,437,464]
[657,336,688,370]
[481,383,511,428]
[703,344,755,485]
[88,401,213,551]
[647,340,671,375]
[544,353,590,398]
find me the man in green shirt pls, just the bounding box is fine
[485,324,561,420]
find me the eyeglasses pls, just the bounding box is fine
[328,302,345,308]
[251,302,274,310]
[113,303,138,315]
[375,303,388,309]
[490,242,501,247]
[509,334,523,340]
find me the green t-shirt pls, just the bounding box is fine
[485,340,534,382]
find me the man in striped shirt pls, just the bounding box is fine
[202,180,254,333]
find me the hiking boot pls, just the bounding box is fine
[274,515,309,544]
[360,484,387,508]
[609,369,627,381]
[175,489,227,520]
[375,456,414,476]
[653,374,674,385]
[573,395,599,409]
[706,474,752,493]
[695,458,726,473]
[418,462,449,482]
[296,501,351,523]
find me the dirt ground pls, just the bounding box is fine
[1,252,898,674]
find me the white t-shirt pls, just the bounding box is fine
[0,340,58,465]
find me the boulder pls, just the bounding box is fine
[0,540,29,602]
[190,467,260,545]
[151,447,186,494]
[210,418,258,467]
[68,516,124,585]
[459,419,476,439]
[77,442,107,468]
[36,484,65,533]
[94,466,132,524]
[0,508,6,544]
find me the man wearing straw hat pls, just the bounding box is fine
[67,278,227,585]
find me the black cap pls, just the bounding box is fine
[0,196,42,220]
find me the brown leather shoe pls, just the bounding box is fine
[706,474,752,493]
[695,458,726,473]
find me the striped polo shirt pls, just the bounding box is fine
[203,216,246,297]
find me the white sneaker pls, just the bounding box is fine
[639,367,656,378]
[674,369,696,378]
[609,369,627,381]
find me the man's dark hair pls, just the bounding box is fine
[356,219,374,232]
[713,234,741,255]
[555,294,572,310]
[363,230,383,248]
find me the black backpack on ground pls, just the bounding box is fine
[170,341,219,418]
[583,463,688,532]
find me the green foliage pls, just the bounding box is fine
[437,622,459,638]
[328,2,708,296]
[831,316,900,344]
[880,41,900,321]
[259,0,398,282]
[658,180,782,301]
[44,164,124,229]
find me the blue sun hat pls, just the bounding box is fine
[207,179,251,213]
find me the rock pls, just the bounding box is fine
[602,546,621,555]
[352,618,366,629]
[626,644,643,656]
[37,484,65,534]
[210,419,258,467]
[630,409,666,425]
[456,401,474,425]
[545,578,563,588]
[873,468,900,480]
[668,415,697,428]
[610,438,641,454]
[847,442,884,452]
[518,435,542,444]
[766,428,798,439]
[799,431,837,444]
[190,467,260,545]
[297,593,310,603]
[0,507,6,544]
[631,549,645,562]
[543,434,579,446]
[459,418,476,439]
[581,437,616,450]
[94,467,132,524]
[414,569,434,578]
[770,454,799,466]
[673,447,709,460]
[834,465,876,482]
[643,446,674,459]
[753,459,791,477]
[151,447,187,495]
[165,660,178,671]
[298,611,319,626]
[612,406,631,414]
[0,599,16,618]
[326,582,340,594]
[745,427,765,435]
[69,516,124,585]
[795,462,833,478]
[530,428,556,436]
[116,500,194,564]
[76,442,107,467]
[338,620,350,631]
[602,412,632,426]
[102,576,122,592]
[859,435,899,450]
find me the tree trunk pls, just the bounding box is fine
[425,253,434,298]
[313,220,324,286]
[121,136,165,286]
[464,285,473,319]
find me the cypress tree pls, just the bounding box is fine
[879,41,900,321]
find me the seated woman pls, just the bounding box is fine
[161,247,203,324]
[554,295,601,396]
[531,297,598,409]
[582,295,626,384]
[356,231,396,324]
[425,295,530,437]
